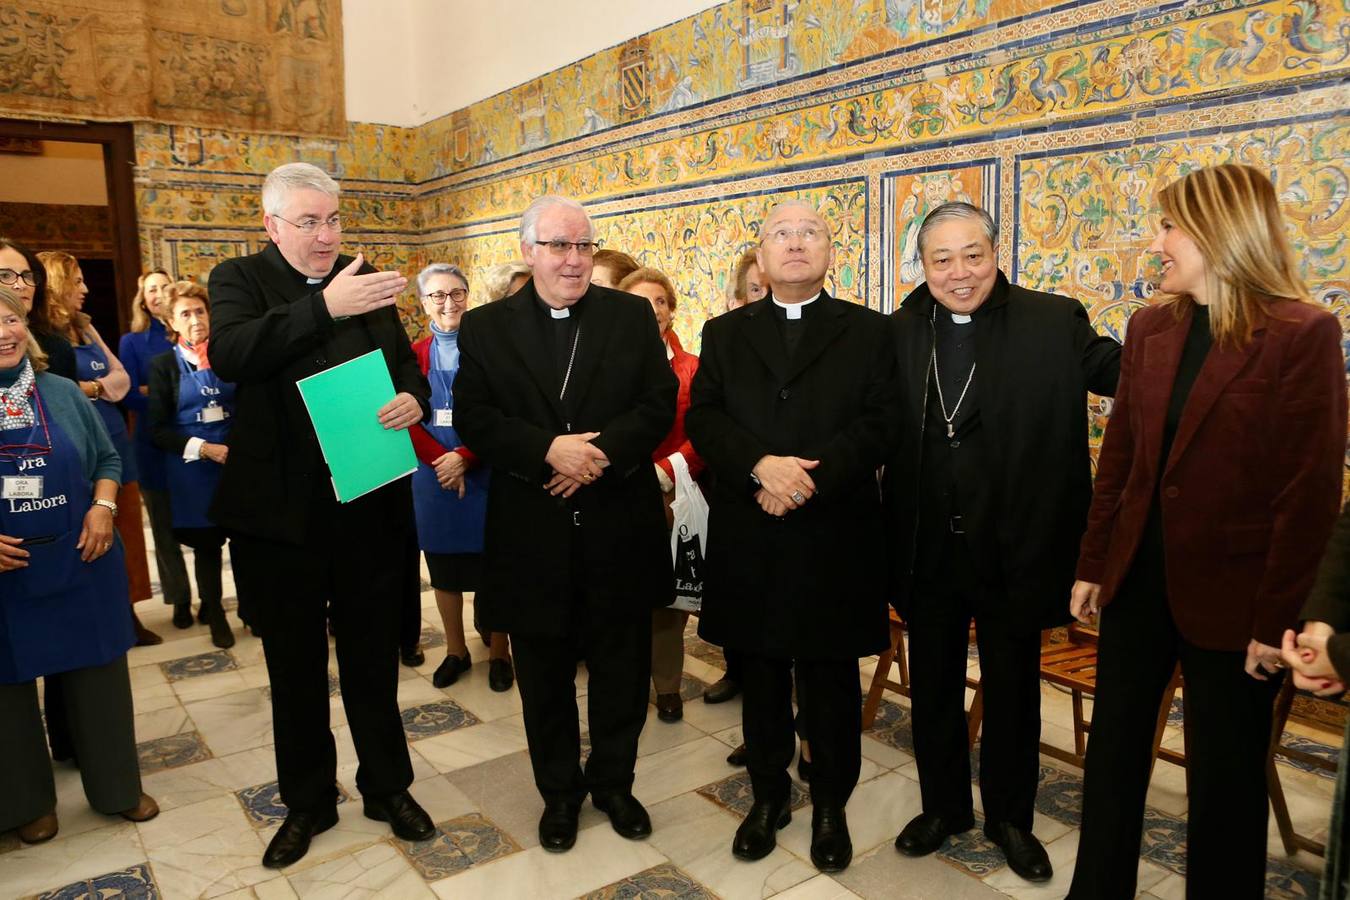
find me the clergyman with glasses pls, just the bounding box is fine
[881,201,1120,882]
[453,195,677,853]
[684,200,903,873]
[207,162,435,869]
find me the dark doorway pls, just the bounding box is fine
[0,119,141,347]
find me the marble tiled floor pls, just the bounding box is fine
[0,547,1341,899]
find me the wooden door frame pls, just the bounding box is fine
[0,118,141,332]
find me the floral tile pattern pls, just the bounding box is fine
[35,863,159,899]
[1138,807,1188,875]
[235,780,351,829]
[159,650,237,682]
[695,770,809,817]
[865,697,916,755]
[1276,732,1340,781]
[136,730,212,774]
[649,672,709,704]
[401,699,481,741]
[1034,765,1084,827]
[1265,855,1324,899]
[394,812,520,880]
[936,815,1005,877]
[580,862,716,899]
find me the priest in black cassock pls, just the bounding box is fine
[686,200,902,873]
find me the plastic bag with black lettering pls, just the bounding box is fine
[668,452,708,613]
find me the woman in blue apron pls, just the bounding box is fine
[148,282,238,649]
[37,251,159,643]
[119,269,195,628]
[0,287,158,843]
[408,264,512,690]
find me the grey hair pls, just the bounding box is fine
[519,195,592,245]
[262,162,340,216]
[416,262,468,296]
[916,202,996,256]
[480,260,532,302]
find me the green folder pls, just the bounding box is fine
[296,349,417,503]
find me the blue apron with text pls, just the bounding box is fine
[73,340,138,484]
[164,347,235,530]
[412,362,489,554]
[0,389,134,683]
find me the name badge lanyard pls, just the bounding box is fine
[0,389,53,459]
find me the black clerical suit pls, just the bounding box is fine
[452,282,676,804]
[207,244,431,813]
[686,292,901,808]
[882,273,1121,831]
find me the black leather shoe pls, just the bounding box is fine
[810,806,852,872]
[262,806,338,868]
[488,657,514,692]
[727,743,748,767]
[655,692,683,722]
[984,821,1052,882]
[893,812,975,857]
[400,645,425,668]
[538,800,581,852]
[364,791,435,842]
[703,677,740,704]
[592,792,652,839]
[732,799,791,861]
[432,651,471,688]
[172,602,193,629]
[204,606,235,649]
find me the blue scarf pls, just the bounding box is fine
[430,321,460,374]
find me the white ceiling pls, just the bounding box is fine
[343,0,726,127]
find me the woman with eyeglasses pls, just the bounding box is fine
[38,251,159,645]
[147,281,237,649]
[118,269,197,630]
[0,286,160,844]
[408,264,513,691]
[0,238,76,380]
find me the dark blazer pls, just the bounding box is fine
[685,292,902,660]
[883,273,1122,630]
[1077,300,1346,650]
[147,349,191,454]
[452,281,678,637]
[206,243,430,544]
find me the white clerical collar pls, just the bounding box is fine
[772,291,821,320]
[306,277,323,285]
[951,312,973,324]
[549,306,570,319]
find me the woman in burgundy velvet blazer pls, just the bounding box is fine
[1066,164,1347,899]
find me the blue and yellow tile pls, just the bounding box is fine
[696,769,809,817]
[235,780,351,829]
[580,862,715,899]
[136,731,212,774]
[394,812,520,880]
[35,863,159,900]
[159,650,238,682]
[401,699,481,741]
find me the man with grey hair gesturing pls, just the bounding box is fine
[209,162,435,868]
[453,195,677,852]
[883,201,1121,881]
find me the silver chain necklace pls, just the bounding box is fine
[931,308,976,439]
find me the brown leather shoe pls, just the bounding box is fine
[133,615,163,647]
[655,692,683,722]
[119,793,160,822]
[18,812,58,844]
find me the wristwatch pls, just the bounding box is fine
[92,498,119,517]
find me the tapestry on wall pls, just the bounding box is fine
[0,0,344,138]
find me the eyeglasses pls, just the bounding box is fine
[535,239,603,257]
[273,214,343,235]
[763,226,827,245]
[424,289,468,304]
[0,268,36,287]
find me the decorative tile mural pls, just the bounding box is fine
[130,0,1350,379]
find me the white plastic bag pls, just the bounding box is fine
[668,452,709,613]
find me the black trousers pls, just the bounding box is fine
[908,533,1042,830]
[1068,567,1280,900]
[400,533,423,651]
[511,600,651,805]
[233,489,414,813]
[722,647,744,683]
[742,653,861,808]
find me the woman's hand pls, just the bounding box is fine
[0,533,29,571]
[201,442,229,464]
[77,505,115,562]
[1280,626,1345,696]
[1069,581,1101,625]
[1244,638,1285,681]
[433,452,467,498]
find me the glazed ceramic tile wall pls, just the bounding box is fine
[135,0,1349,364]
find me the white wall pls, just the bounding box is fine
[344,0,724,127]
[0,141,107,205]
